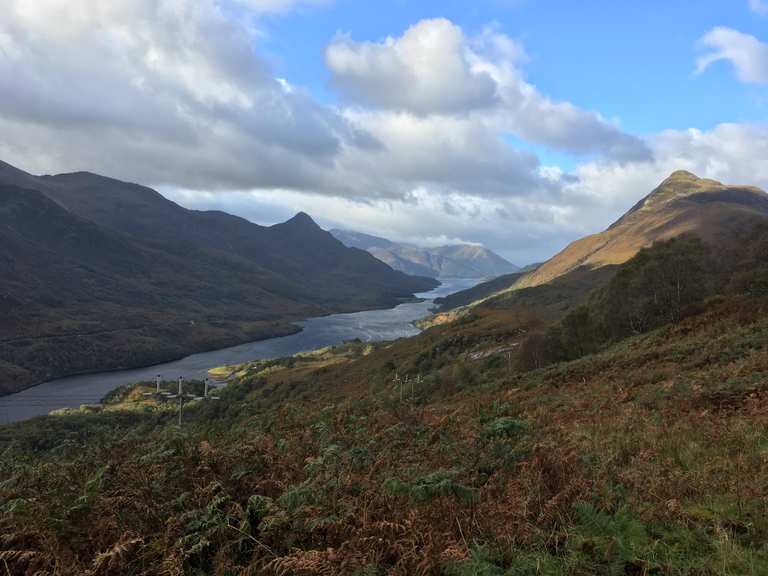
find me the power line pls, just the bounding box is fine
[1,375,222,424]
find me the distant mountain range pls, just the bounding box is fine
[0,160,437,394]
[436,170,768,312]
[330,229,518,279]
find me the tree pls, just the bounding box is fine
[595,235,710,339]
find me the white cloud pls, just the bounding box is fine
[234,0,330,13]
[0,0,360,190]
[697,27,768,84]
[0,5,650,203]
[0,7,573,203]
[331,109,554,199]
[326,18,651,162]
[750,0,768,15]
[326,19,500,114]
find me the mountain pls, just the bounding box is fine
[518,171,768,289]
[330,229,519,278]
[432,171,768,315]
[0,161,437,394]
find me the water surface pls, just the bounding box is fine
[0,278,479,424]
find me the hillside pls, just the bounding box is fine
[0,161,437,305]
[2,222,768,574]
[0,161,436,394]
[433,271,526,311]
[331,229,519,278]
[434,171,768,313]
[431,262,545,312]
[518,170,768,288]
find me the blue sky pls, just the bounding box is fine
[1,0,768,263]
[253,0,768,178]
[260,0,767,134]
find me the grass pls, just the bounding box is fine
[1,295,768,574]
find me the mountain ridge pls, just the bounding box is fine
[517,170,768,289]
[432,171,768,314]
[330,229,519,279]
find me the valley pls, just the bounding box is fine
[5,4,768,574]
[0,161,437,395]
[331,229,520,279]
[0,278,478,424]
[3,172,768,574]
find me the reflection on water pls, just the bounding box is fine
[0,278,479,424]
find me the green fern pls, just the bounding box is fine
[278,481,318,512]
[444,546,504,576]
[571,502,650,575]
[63,464,110,520]
[384,469,476,504]
[178,482,233,559]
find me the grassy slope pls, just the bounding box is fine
[2,292,768,575]
[432,172,768,317]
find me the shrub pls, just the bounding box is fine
[481,417,530,441]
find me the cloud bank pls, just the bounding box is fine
[0,0,360,191]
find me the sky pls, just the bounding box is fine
[1,0,767,264]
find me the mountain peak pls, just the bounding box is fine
[273,211,324,234]
[654,170,726,196]
[655,170,724,194]
[618,171,726,222]
[664,170,701,182]
[522,172,768,290]
[285,211,318,227]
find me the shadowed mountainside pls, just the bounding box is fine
[0,161,437,394]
